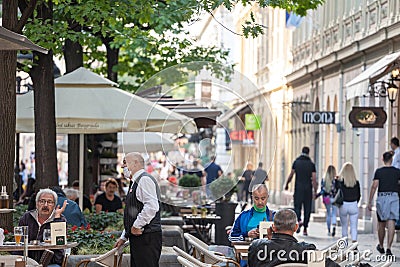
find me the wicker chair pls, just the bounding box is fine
[274,264,307,267]
[76,241,129,267]
[373,260,393,267]
[187,239,240,267]
[173,246,215,267]
[39,249,54,267]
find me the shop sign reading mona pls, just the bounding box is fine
[302,112,336,124]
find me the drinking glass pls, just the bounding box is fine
[14,226,23,245]
[43,229,51,244]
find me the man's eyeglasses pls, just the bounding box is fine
[38,199,55,205]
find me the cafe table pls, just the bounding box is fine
[0,241,79,252]
[183,214,221,244]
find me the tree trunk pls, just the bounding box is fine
[105,44,119,82]
[64,37,83,72]
[67,135,80,185]
[64,31,83,186]
[30,1,58,189]
[0,0,18,231]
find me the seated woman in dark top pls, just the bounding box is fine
[94,178,123,214]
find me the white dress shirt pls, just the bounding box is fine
[393,147,400,169]
[120,169,160,240]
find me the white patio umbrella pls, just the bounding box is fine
[118,132,176,153]
[16,67,195,134]
[0,26,48,53]
[16,67,196,208]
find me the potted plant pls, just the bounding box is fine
[178,174,201,192]
[209,176,238,246]
[209,175,236,202]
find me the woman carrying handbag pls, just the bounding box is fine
[318,165,338,236]
[337,162,361,243]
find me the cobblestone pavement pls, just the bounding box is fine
[294,221,399,266]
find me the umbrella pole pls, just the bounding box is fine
[79,134,84,211]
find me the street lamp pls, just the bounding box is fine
[388,68,400,107]
[387,83,398,107]
[366,67,400,106]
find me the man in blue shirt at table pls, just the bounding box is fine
[229,184,274,242]
[204,156,223,197]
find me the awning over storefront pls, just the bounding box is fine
[218,103,250,124]
[346,51,400,100]
[0,26,48,53]
[144,95,221,129]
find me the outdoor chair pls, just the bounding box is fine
[274,264,307,267]
[184,233,236,264]
[320,237,348,253]
[173,246,215,267]
[332,241,358,263]
[187,239,240,267]
[184,233,209,251]
[338,249,371,267]
[373,261,392,267]
[177,256,217,267]
[75,241,129,267]
[39,249,54,267]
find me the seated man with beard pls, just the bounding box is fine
[18,188,67,267]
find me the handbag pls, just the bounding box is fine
[322,196,330,205]
[332,187,344,206]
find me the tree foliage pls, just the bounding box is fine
[21,0,325,90]
[0,0,325,193]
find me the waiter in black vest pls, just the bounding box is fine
[114,152,162,267]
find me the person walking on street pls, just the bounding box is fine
[114,152,162,267]
[249,162,268,190]
[390,137,400,230]
[204,156,223,197]
[319,165,338,237]
[368,151,400,256]
[390,137,400,169]
[284,146,317,236]
[241,162,254,203]
[337,162,360,243]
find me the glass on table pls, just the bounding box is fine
[14,227,23,245]
[43,229,51,244]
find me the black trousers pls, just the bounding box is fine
[129,231,162,267]
[293,189,312,228]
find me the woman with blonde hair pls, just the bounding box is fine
[320,165,338,236]
[337,162,361,242]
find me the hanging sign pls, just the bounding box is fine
[349,107,387,128]
[302,112,335,124]
[245,114,262,130]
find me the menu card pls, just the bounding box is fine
[259,221,273,239]
[50,222,66,245]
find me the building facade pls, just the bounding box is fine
[288,0,400,231]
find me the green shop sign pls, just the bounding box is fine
[245,114,261,130]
